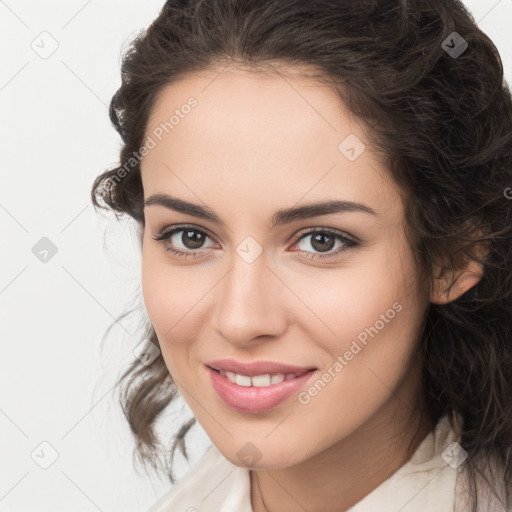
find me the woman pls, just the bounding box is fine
[91,0,512,510]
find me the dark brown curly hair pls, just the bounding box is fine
[90,0,512,509]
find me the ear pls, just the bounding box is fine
[430,233,489,305]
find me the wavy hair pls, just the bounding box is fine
[90,0,512,508]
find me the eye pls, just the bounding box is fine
[152,224,216,259]
[290,228,359,260]
[152,224,359,260]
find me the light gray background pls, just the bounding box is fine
[1,1,511,511]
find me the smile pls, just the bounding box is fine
[206,365,317,413]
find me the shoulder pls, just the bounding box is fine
[146,444,252,512]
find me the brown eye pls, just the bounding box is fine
[292,229,359,260]
[178,229,207,250]
[306,232,336,252]
[152,225,216,258]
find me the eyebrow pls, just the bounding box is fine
[144,193,377,227]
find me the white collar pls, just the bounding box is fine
[347,413,461,511]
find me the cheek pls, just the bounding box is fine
[295,250,418,349]
[140,250,193,379]
[296,281,409,378]
[141,242,187,343]
[140,242,214,349]
[298,235,426,382]
[293,276,424,445]
[141,242,167,328]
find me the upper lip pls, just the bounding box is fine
[206,359,316,377]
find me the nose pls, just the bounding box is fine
[212,250,288,347]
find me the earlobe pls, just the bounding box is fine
[429,237,488,305]
[430,261,483,304]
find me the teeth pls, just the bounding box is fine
[235,373,252,387]
[219,370,302,387]
[270,374,285,384]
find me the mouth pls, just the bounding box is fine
[205,364,317,414]
[205,358,317,378]
[207,366,312,387]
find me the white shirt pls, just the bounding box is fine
[145,414,507,512]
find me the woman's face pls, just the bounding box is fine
[140,66,430,469]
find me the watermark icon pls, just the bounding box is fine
[504,187,512,200]
[442,32,468,59]
[134,338,161,366]
[237,441,263,467]
[32,237,58,263]
[31,31,59,59]
[104,97,198,191]
[236,236,263,264]
[442,441,468,469]
[338,133,366,161]
[31,441,59,469]
[298,301,403,405]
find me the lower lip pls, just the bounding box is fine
[206,365,317,413]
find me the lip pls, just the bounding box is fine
[205,364,318,414]
[206,358,316,377]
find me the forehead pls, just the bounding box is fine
[141,67,401,222]
[144,65,361,144]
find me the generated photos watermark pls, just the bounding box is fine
[298,301,403,405]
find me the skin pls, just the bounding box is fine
[139,64,483,512]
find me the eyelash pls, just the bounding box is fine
[152,224,359,261]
